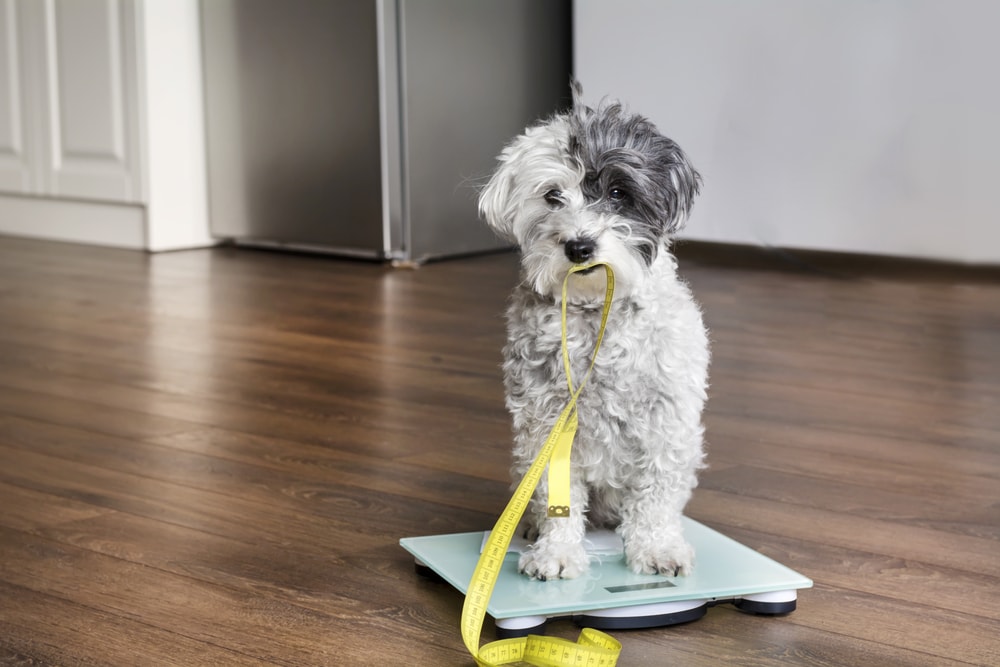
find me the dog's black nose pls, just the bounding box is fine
[564,238,597,264]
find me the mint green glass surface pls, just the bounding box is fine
[401,517,813,620]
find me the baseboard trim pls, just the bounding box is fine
[0,194,146,249]
[674,239,1000,282]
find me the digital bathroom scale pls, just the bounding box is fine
[401,517,812,638]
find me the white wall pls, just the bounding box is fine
[576,0,1000,264]
[139,0,213,251]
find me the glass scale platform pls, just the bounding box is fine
[401,516,813,637]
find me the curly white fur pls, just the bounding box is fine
[479,85,710,580]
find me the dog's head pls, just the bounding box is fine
[479,83,701,301]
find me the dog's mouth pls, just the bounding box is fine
[574,265,600,276]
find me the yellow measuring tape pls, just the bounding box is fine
[461,263,621,667]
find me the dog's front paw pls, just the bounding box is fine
[518,541,589,580]
[625,539,694,577]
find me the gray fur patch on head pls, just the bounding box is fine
[567,82,701,263]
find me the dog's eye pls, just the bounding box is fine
[608,187,628,202]
[543,189,564,208]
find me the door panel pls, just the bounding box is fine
[0,0,32,193]
[39,0,141,202]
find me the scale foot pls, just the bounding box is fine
[414,559,445,583]
[495,615,547,639]
[733,590,797,615]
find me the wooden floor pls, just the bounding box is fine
[0,235,997,666]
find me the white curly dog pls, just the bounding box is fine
[479,85,710,580]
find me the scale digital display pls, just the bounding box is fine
[605,581,676,593]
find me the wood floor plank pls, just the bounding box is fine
[790,585,998,665]
[707,414,1000,480]
[701,463,998,540]
[0,410,508,521]
[0,320,509,460]
[518,598,974,667]
[707,434,1000,509]
[0,527,460,666]
[688,489,1000,578]
[0,384,192,442]
[0,328,508,426]
[717,524,1000,623]
[0,481,110,531]
[0,441,491,555]
[0,353,509,461]
[595,608,978,667]
[0,483,460,644]
[0,581,278,666]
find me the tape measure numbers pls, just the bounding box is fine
[461,264,621,667]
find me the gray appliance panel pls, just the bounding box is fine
[202,0,384,253]
[399,0,571,261]
[202,0,571,260]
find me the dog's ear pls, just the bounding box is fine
[657,144,702,235]
[478,155,518,242]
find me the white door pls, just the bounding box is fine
[0,0,34,193]
[35,0,142,203]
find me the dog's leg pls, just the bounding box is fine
[618,479,695,576]
[517,477,590,580]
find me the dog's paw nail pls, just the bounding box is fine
[627,540,694,577]
[518,543,589,580]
